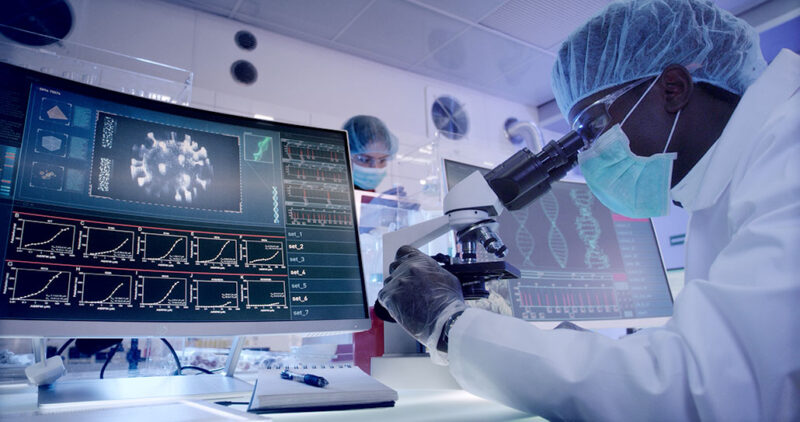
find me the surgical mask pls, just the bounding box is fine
[352,165,387,190]
[577,76,680,218]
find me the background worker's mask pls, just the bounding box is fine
[352,165,387,190]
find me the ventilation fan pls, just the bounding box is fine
[431,95,469,140]
[0,0,73,46]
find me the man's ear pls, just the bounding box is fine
[660,64,693,113]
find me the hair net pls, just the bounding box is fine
[551,0,767,118]
[342,115,398,156]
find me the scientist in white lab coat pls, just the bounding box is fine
[377,0,800,420]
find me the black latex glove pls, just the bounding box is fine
[377,246,466,363]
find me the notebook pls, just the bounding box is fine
[247,365,398,413]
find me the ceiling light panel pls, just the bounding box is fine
[165,0,239,17]
[480,0,610,49]
[334,0,468,67]
[234,0,372,40]
[489,54,558,106]
[418,26,548,87]
[416,0,509,23]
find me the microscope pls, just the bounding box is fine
[375,101,612,322]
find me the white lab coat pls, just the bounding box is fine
[447,49,800,421]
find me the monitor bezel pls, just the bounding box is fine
[0,62,370,338]
[441,158,674,329]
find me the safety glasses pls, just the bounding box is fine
[352,153,390,168]
[570,77,652,146]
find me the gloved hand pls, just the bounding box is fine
[377,246,466,364]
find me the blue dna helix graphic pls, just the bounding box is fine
[540,191,568,269]
[569,189,610,269]
[510,208,535,268]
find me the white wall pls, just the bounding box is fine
[61,0,539,209]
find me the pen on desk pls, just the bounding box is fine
[280,369,329,388]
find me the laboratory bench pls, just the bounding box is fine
[0,356,546,421]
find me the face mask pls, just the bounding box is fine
[578,77,680,218]
[352,165,387,190]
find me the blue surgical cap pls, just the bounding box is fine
[342,115,398,156]
[551,0,767,119]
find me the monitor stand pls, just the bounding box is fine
[34,337,253,409]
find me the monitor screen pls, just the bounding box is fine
[0,62,368,337]
[443,159,673,328]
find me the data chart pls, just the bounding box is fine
[18,220,76,254]
[194,237,238,266]
[195,280,239,309]
[9,268,71,303]
[85,227,135,260]
[284,181,351,206]
[286,206,352,227]
[141,233,188,263]
[139,276,188,307]
[243,240,284,267]
[244,280,287,308]
[282,139,346,165]
[79,273,133,305]
[512,281,620,320]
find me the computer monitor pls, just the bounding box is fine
[0,62,369,338]
[443,159,673,328]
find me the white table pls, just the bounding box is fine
[0,384,545,421]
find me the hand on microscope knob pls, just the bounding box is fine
[378,246,466,362]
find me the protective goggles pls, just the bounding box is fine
[352,153,391,167]
[570,77,652,147]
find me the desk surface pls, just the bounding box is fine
[239,389,543,422]
[0,384,545,421]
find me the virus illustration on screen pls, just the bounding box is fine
[130,131,213,203]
